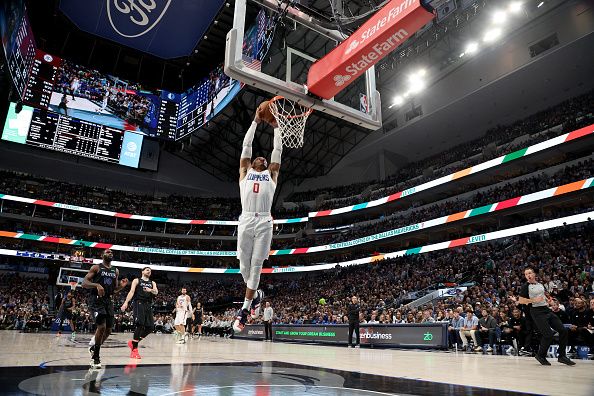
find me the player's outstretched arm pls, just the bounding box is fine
[240,116,258,180]
[269,126,282,183]
[121,278,139,311]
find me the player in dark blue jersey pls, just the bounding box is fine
[83,249,129,369]
[121,266,158,359]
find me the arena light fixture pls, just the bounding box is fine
[492,10,508,25]
[537,1,544,8]
[408,80,425,94]
[483,28,502,43]
[508,1,523,13]
[393,95,404,106]
[465,42,479,54]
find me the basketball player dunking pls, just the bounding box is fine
[233,101,282,333]
[83,249,129,369]
[173,287,192,344]
[121,266,158,359]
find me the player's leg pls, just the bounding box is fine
[70,313,76,341]
[248,217,273,318]
[234,217,256,332]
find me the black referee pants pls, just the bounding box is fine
[531,306,568,358]
[348,322,360,346]
[264,321,272,340]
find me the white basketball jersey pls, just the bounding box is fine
[240,169,276,213]
[176,295,189,311]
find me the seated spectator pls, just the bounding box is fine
[477,308,498,352]
[448,310,464,349]
[568,298,592,349]
[459,309,480,351]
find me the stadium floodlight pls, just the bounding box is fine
[483,28,502,43]
[408,80,425,94]
[465,42,479,54]
[508,1,523,13]
[537,1,544,8]
[459,52,465,58]
[393,95,404,106]
[492,10,508,25]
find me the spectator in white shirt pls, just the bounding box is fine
[459,309,480,351]
[263,302,274,342]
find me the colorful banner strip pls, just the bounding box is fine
[3,210,593,274]
[308,123,594,218]
[0,124,592,225]
[1,178,591,256]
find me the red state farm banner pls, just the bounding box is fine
[307,0,434,100]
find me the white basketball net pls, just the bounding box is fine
[268,97,313,148]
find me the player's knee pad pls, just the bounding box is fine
[246,258,264,290]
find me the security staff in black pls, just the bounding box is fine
[121,267,158,359]
[347,296,361,348]
[515,266,575,366]
[83,249,128,369]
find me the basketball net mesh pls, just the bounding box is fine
[269,97,313,148]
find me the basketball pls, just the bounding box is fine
[256,100,276,126]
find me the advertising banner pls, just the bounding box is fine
[119,131,144,168]
[235,323,447,348]
[307,0,434,99]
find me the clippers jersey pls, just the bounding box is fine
[176,295,190,311]
[240,169,276,213]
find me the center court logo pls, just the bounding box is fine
[107,0,172,38]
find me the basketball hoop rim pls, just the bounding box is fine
[269,96,314,119]
[68,281,78,291]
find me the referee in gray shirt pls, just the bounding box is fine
[514,266,575,366]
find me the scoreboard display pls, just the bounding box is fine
[157,90,180,140]
[6,12,36,98]
[23,50,61,109]
[27,108,124,164]
[176,81,209,140]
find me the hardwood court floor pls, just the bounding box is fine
[0,331,591,395]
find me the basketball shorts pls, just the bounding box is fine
[89,297,115,328]
[174,309,187,326]
[60,310,73,321]
[237,213,273,265]
[194,317,203,326]
[133,300,154,328]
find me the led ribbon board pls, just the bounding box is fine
[2,210,593,274]
[1,178,591,256]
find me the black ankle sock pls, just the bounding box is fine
[92,345,101,360]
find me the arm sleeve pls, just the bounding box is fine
[271,127,282,164]
[241,121,257,159]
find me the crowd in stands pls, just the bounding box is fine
[1,153,591,257]
[1,91,591,230]
[1,225,593,356]
[290,89,594,208]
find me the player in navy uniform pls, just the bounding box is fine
[83,249,129,369]
[57,291,77,341]
[121,266,158,359]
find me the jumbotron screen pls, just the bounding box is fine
[1,102,143,168]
